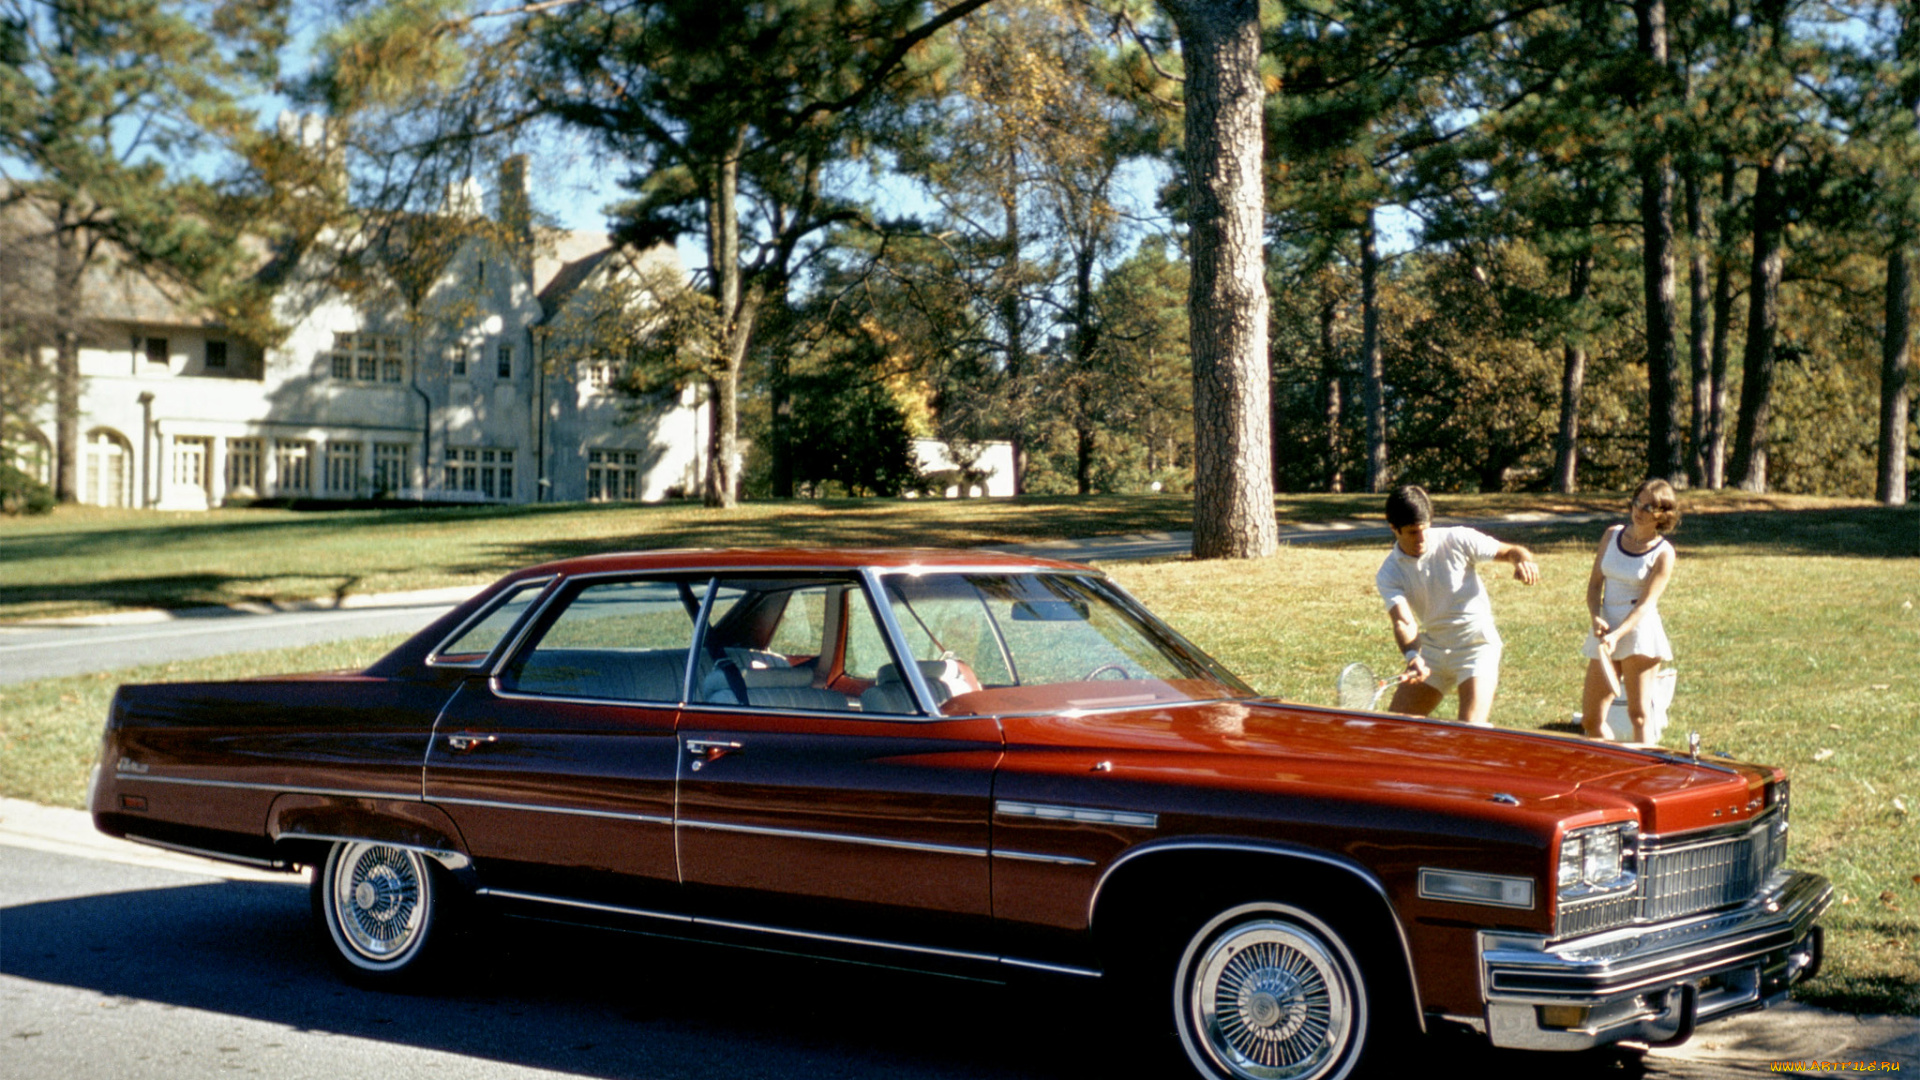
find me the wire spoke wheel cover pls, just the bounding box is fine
[323,841,433,969]
[1176,907,1365,1080]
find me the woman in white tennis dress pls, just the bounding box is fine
[1580,479,1678,743]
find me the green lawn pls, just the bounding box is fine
[0,488,1853,622]
[0,496,1912,1013]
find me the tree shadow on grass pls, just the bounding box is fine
[1333,507,1917,562]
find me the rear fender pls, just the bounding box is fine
[267,794,472,877]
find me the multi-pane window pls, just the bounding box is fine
[227,438,261,493]
[497,343,513,379]
[171,437,210,493]
[373,443,409,494]
[275,440,313,494]
[582,360,617,389]
[587,449,644,501]
[330,333,404,382]
[325,442,362,495]
[444,447,514,500]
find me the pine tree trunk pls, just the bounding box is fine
[1730,154,1784,493]
[1706,162,1736,488]
[1320,295,1343,492]
[1552,252,1593,493]
[1880,245,1912,505]
[705,149,745,508]
[52,207,83,504]
[1636,0,1684,486]
[1684,167,1713,488]
[1361,209,1387,493]
[1164,0,1276,559]
[1001,148,1029,496]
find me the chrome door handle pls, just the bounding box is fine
[686,740,743,771]
[446,733,498,752]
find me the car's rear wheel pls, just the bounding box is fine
[1172,903,1369,1080]
[313,841,449,986]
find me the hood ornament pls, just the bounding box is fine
[1688,731,1700,764]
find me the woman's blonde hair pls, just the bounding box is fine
[1632,478,1680,533]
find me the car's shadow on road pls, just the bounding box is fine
[1,873,1669,1080]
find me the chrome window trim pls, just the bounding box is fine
[677,817,988,858]
[427,575,558,669]
[488,682,685,708]
[488,571,713,689]
[861,566,939,716]
[676,702,941,724]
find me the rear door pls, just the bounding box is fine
[425,574,703,913]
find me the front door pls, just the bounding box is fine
[674,575,1002,955]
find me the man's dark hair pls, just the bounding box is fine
[1385,485,1432,528]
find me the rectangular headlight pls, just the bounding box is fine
[1558,823,1639,901]
[1584,828,1623,885]
[1419,869,1536,909]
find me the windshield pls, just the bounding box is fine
[879,572,1254,715]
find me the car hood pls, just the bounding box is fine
[998,698,1772,836]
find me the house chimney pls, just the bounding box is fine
[499,155,533,285]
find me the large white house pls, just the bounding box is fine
[14,154,706,510]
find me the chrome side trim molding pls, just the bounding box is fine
[272,831,471,870]
[476,888,694,924]
[677,818,988,858]
[993,849,1098,867]
[118,833,296,871]
[118,773,419,802]
[997,957,1102,978]
[430,796,672,827]
[997,801,1157,829]
[473,888,1091,976]
[1090,837,1425,1030]
[697,918,996,962]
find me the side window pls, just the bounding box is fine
[499,577,700,702]
[693,576,906,714]
[765,586,828,661]
[842,588,895,682]
[433,579,550,666]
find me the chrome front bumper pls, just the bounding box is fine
[1479,869,1831,1051]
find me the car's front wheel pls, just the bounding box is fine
[1172,902,1370,1080]
[312,841,450,986]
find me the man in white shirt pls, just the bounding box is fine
[1376,485,1540,725]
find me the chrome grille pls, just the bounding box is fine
[1557,809,1787,938]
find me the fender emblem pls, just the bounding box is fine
[117,757,149,775]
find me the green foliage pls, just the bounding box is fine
[0,462,54,515]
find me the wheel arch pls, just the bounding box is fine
[267,793,472,876]
[1089,839,1424,1033]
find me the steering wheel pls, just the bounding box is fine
[1084,662,1132,680]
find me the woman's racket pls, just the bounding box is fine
[1336,662,1414,710]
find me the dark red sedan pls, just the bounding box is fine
[91,548,1829,1080]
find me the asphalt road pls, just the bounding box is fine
[0,522,1411,687]
[5,820,1911,1080]
[0,594,475,686]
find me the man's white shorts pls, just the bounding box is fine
[1417,641,1503,696]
